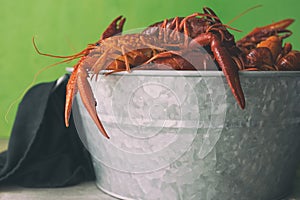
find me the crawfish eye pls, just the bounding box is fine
[95,42,100,46]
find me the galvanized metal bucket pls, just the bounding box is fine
[73,70,300,200]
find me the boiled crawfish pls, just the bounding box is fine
[35,7,248,138]
[236,19,300,71]
[142,7,245,109]
[35,7,299,139]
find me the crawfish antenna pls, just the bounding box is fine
[5,37,88,123]
[4,58,76,123]
[227,5,263,25]
[32,37,88,59]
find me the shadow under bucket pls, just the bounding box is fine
[73,70,300,200]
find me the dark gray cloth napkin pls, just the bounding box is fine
[0,74,95,187]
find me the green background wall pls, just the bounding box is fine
[0,0,299,138]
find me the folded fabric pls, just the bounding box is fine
[0,74,95,187]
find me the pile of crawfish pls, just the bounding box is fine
[35,7,300,139]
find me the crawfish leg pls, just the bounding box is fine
[77,66,110,139]
[91,49,112,78]
[145,51,182,64]
[167,17,181,41]
[191,33,245,109]
[121,46,131,71]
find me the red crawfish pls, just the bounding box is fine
[236,19,300,71]
[236,18,294,54]
[64,16,126,138]
[143,7,246,109]
[34,16,126,138]
[35,7,249,139]
[34,15,217,138]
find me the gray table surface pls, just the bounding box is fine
[0,182,116,200]
[0,139,299,200]
[0,180,299,200]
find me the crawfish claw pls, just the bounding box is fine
[77,67,110,139]
[237,19,294,45]
[64,58,110,139]
[100,16,126,40]
[65,66,79,127]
